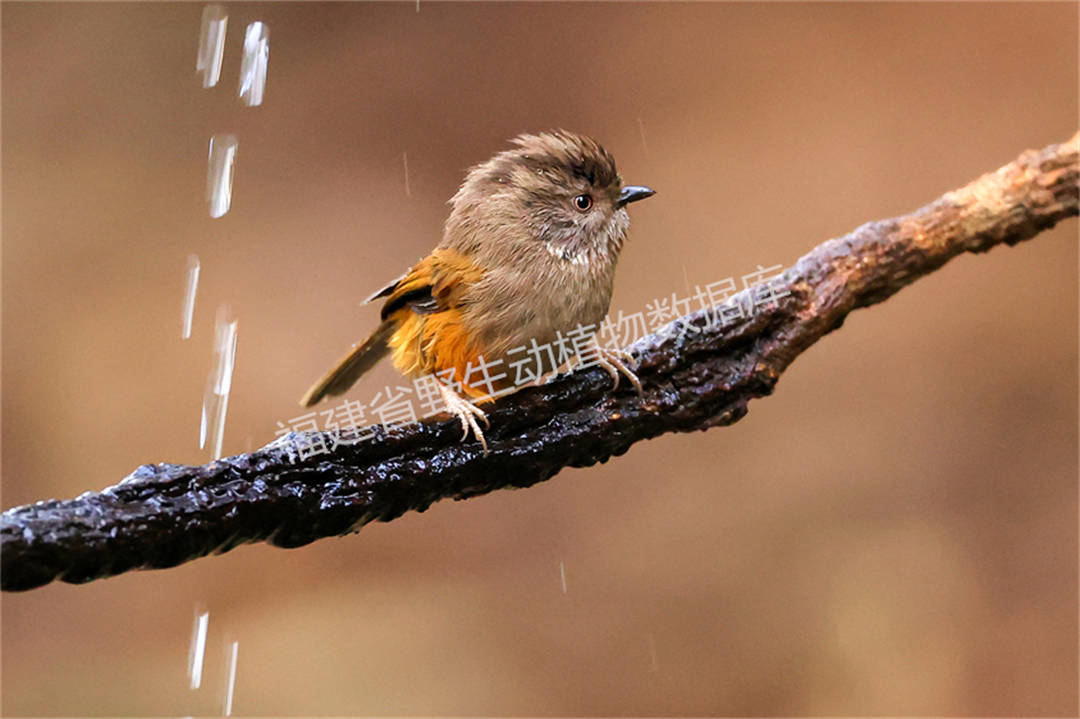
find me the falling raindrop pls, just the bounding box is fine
[206,133,238,219]
[238,22,269,107]
[188,608,210,690]
[181,254,201,339]
[200,305,239,459]
[223,640,239,715]
[559,561,567,594]
[196,5,228,88]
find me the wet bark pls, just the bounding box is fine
[3,133,1077,592]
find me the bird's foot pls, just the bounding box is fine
[437,382,491,453]
[594,346,643,396]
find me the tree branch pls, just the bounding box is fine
[3,134,1077,592]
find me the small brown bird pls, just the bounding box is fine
[300,130,654,450]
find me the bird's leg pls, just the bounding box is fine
[437,381,491,453]
[591,344,643,396]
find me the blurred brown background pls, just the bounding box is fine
[2,2,1077,716]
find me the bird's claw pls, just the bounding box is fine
[437,382,490,453]
[594,346,643,397]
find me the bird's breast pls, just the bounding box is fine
[463,249,616,362]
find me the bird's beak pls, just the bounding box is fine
[617,185,656,208]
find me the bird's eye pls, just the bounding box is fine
[573,194,593,212]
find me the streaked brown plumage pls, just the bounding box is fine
[301,130,654,450]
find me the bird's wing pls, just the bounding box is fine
[376,248,485,321]
[301,252,486,407]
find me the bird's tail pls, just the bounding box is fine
[300,321,394,407]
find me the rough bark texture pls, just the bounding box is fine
[3,134,1077,592]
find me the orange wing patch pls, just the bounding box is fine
[382,249,498,400]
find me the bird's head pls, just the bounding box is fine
[446,130,654,265]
